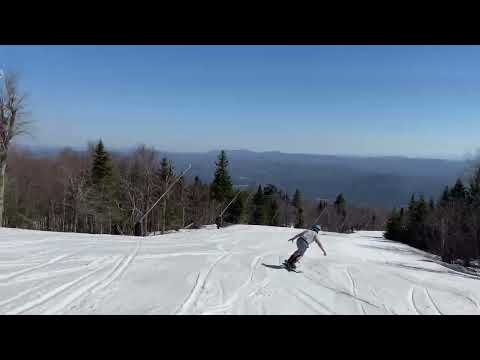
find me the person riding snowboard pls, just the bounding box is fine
[285,225,327,269]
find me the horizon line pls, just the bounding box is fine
[14,143,468,161]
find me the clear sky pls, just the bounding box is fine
[1,45,479,159]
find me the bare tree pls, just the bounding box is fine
[0,71,30,226]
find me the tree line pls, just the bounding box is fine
[4,142,388,236]
[385,167,480,266]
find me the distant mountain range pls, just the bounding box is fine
[22,146,467,209]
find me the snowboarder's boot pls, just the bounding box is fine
[286,252,301,268]
[284,259,297,270]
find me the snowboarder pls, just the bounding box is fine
[285,225,327,270]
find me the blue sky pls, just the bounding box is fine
[1,45,479,159]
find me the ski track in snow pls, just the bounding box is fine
[345,267,366,315]
[294,288,335,314]
[1,238,141,315]
[409,287,422,315]
[175,252,231,315]
[5,256,113,315]
[0,284,44,309]
[303,271,379,310]
[201,252,269,314]
[0,252,77,282]
[424,288,442,315]
[1,226,480,314]
[48,238,142,314]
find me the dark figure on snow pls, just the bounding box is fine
[285,225,326,270]
[134,222,144,236]
[215,216,222,229]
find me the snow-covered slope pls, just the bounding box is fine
[0,225,479,315]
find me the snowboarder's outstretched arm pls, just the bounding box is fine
[288,230,307,242]
[314,236,327,256]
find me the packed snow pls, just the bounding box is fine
[0,225,479,315]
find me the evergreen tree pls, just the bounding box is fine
[263,184,278,197]
[450,178,466,200]
[407,195,429,250]
[251,185,266,225]
[263,184,279,226]
[417,196,429,220]
[225,191,247,224]
[291,189,305,228]
[158,157,174,184]
[468,168,480,207]
[88,140,118,233]
[211,150,234,204]
[385,207,409,242]
[408,194,416,211]
[399,207,405,232]
[295,207,305,228]
[384,209,401,241]
[334,193,347,217]
[292,189,302,209]
[91,140,113,189]
[429,197,435,211]
[440,186,450,205]
[407,195,418,226]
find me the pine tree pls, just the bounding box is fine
[295,207,305,228]
[468,169,480,207]
[384,209,401,241]
[450,178,466,200]
[407,194,429,250]
[292,189,302,209]
[88,140,117,233]
[417,195,429,221]
[291,189,305,228]
[158,157,174,184]
[385,207,409,242]
[211,150,234,204]
[251,185,266,225]
[334,193,347,217]
[440,186,450,206]
[91,140,113,189]
[263,184,280,226]
[225,191,247,224]
[408,194,416,213]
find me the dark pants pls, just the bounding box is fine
[287,237,309,264]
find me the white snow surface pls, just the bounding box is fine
[0,225,479,315]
